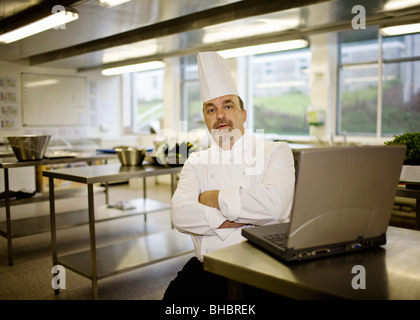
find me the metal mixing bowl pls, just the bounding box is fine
[114,146,145,166]
[7,135,51,161]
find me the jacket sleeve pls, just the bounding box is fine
[218,142,295,225]
[170,156,226,236]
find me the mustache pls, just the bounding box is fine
[213,120,233,129]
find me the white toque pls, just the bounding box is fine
[197,51,239,103]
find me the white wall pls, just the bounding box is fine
[0,61,131,192]
[0,61,124,142]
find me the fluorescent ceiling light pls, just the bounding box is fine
[102,40,158,64]
[101,61,165,76]
[203,14,300,44]
[0,9,79,44]
[383,0,420,11]
[97,0,131,7]
[380,23,420,36]
[218,40,309,59]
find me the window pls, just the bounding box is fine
[338,28,420,137]
[130,68,164,133]
[180,55,202,131]
[248,49,311,136]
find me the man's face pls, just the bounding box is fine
[203,94,246,149]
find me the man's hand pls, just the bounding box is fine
[198,190,220,210]
[218,220,247,229]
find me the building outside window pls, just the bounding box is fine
[180,55,202,131]
[130,68,164,133]
[248,48,311,136]
[338,28,420,137]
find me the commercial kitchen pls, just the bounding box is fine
[0,0,420,301]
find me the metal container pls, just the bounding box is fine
[7,135,51,161]
[114,146,145,166]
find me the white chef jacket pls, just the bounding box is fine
[171,133,295,261]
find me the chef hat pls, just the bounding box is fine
[197,52,239,103]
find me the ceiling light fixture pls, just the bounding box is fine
[101,61,165,76]
[97,0,132,8]
[218,39,309,58]
[383,0,420,12]
[0,9,79,44]
[380,23,420,36]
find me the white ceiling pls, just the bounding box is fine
[1,0,420,71]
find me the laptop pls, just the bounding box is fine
[242,145,406,262]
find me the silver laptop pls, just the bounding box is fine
[242,145,406,262]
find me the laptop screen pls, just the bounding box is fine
[287,146,405,250]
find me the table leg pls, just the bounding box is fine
[4,168,13,266]
[143,177,147,222]
[87,183,98,299]
[104,182,109,205]
[48,177,59,295]
[170,173,175,195]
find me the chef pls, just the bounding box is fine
[163,52,295,300]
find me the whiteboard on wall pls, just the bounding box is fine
[21,73,87,126]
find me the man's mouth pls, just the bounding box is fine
[215,122,232,130]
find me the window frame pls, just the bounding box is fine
[337,28,420,138]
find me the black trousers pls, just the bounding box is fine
[163,257,286,300]
[163,257,228,300]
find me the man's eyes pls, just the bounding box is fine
[206,105,233,113]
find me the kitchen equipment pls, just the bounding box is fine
[114,146,145,166]
[7,135,51,161]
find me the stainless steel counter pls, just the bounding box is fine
[0,152,116,266]
[203,226,420,300]
[44,163,192,299]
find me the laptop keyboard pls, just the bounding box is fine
[263,233,288,248]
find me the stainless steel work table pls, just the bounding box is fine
[0,153,116,266]
[43,163,193,299]
[203,226,420,300]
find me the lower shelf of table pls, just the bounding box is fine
[57,230,193,279]
[0,198,169,238]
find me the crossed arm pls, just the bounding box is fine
[198,190,247,229]
[171,142,295,236]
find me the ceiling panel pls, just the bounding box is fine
[1,0,420,71]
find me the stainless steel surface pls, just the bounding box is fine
[6,135,51,161]
[42,163,182,184]
[0,153,114,266]
[2,0,420,70]
[57,231,193,279]
[203,226,420,299]
[0,152,116,168]
[46,162,183,299]
[114,146,145,166]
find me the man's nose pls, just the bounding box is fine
[217,109,226,119]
